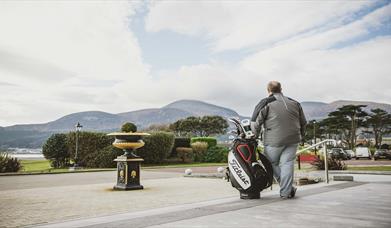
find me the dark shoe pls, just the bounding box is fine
[290,187,297,198]
[280,187,297,199]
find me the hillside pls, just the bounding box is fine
[1,99,390,148]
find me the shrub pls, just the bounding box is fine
[67,132,113,167]
[191,137,217,148]
[121,122,137,132]
[170,137,191,157]
[85,145,123,168]
[0,153,21,173]
[42,133,70,168]
[204,145,229,163]
[137,131,175,164]
[191,141,208,162]
[176,147,194,163]
[311,157,347,170]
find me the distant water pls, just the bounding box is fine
[3,148,44,160]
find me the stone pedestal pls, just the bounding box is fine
[113,156,144,190]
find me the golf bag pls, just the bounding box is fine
[227,118,273,199]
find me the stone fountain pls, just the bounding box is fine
[107,130,150,190]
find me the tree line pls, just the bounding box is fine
[305,105,391,148]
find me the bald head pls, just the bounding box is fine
[267,81,282,94]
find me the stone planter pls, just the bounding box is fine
[107,132,150,190]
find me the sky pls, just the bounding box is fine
[0,0,391,126]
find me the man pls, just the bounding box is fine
[251,81,306,199]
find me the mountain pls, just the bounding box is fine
[301,102,328,120]
[118,108,194,127]
[6,111,123,132]
[0,100,242,148]
[302,100,391,120]
[1,99,390,148]
[163,100,240,117]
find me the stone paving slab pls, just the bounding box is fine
[33,182,367,228]
[0,170,181,191]
[0,175,237,228]
[147,182,391,228]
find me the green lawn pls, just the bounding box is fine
[20,160,51,172]
[347,166,391,171]
[143,162,226,169]
[19,160,115,174]
[17,160,226,174]
[17,160,391,174]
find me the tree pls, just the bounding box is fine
[200,116,229,136]
[320,105,368,149]
[42,133,69,168]
[320,111,351,145]
[337,105,368,148]
[145,123,172,132]
[304,120,324,143]
[170,116,229,137]
[366,108,391,148]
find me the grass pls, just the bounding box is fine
[347,166,391,171]
[18,160,115,174]
[20,160,51,172]
[143,162,225,169]
[15,160,391,174]
[16,160,226,174]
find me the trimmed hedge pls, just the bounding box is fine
[190,137,217,148]
[191,141,208,162]
[85,145,123,168]
[67,132,113,167]
[203,145,229,163]
[137,131,175,164]
[176,147,194,163]
[0,153,21,173]
[170,137,191,157]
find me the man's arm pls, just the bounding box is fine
[250,98,272,137]
[298,103,307,140]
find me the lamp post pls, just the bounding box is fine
[312,120,317,155]
[74,122,83,168]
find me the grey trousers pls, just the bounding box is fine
[264,144,298,197]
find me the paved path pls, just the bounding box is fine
[1,168,391,228]
[34,181,391,228]
[0,170,237,227]
[0,170,181,191]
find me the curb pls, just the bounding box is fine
[329,170,391,175]
[0,169,116,177]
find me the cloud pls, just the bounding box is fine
[144,1,391,116]
[145,1,374,51]
[0,1,149,126]
[0,1,390,127]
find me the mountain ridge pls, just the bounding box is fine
[1,99,390,148]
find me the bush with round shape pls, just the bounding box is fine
[42,133,69,168]
[190,137,217,148]
[176,147,194,163]
[121,122,137,133]
[310,157,347,170]
[191,141,208,162]
[137,132,175,164]
[0,153,21,173]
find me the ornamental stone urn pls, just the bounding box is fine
[107,131,150,190]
